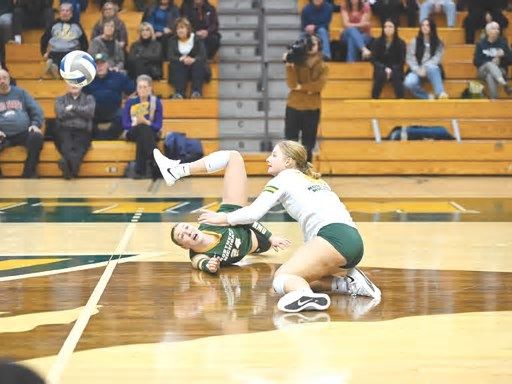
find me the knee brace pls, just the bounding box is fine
[203,150,231,173]
[272,274,294,295]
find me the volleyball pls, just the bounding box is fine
[59,50,97,87]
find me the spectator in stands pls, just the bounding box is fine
[91,1,128,50]
[339,0,372,62]
[12,0,54,45]
[122,74,162,178]
[168,17,207,99]
[474,21,512,99]
[0,69,44,178]
[96,0,123,9]
[463,0,509,44]
[40,3,88,79]
[181,0,221,60]
[83,53,135,139]
[54,84,95,179]
[133,0,151,12]
[371,19,406,98]
[403,0,420,27]
[127,22,162,80]
[61,0,88,24]
[370,0,402,27]
[418,0,456,27]
[89,19,126,73]
[283,34,327,162]
[404,18,448,99]
[142,0,180,60]
[0,1,13,44]
[301,0,333,61]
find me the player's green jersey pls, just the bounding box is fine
[189,204,253,266]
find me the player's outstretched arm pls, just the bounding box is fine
[191,254,221,274]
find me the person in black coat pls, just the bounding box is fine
[370,19,406,99]
[127,22,163,80]
[181,0,220,59]
[463,0,509,44]
[168,17,206,99]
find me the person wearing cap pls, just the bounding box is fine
[82,53,135,139]
[40,2,88,78]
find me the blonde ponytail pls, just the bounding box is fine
[278,140,321,179]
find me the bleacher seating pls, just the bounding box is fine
[1,0,512,177]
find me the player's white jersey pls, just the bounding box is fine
[226,169,356,241]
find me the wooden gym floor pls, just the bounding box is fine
[0,176,511,384]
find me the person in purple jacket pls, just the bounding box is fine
[301,0,333,60]
[122,74,163,179]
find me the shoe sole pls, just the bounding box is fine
[277,293,331,313]
[353,268,382,300]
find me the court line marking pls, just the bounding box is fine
[46,208,144,384]
[191,201,218,213]
[165,201,190,213]
[449,201,480,214]
[92,204,119,214]
[0,202,27,211]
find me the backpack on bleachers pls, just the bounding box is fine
[164,132,204,163]
[387,125,454,140]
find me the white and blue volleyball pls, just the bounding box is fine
[59,50,96,87]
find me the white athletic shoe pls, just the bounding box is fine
[277,290,331,313]
[153,148,181,186]
[346,267,381,300]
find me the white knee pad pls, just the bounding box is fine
[203,150,231,173]
[272,274,294,295]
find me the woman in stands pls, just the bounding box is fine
[89,19,126,73]
[339,0,372,62]
[403,18,448,99]
[154,141,381,313]
[122,74,162,178]
[473,21,512,99]
[370,18,406,99]
[283,34,327,163]
[127,22,163,80]
[167,17,207,99]
[91,1,128,50]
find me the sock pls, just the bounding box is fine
[331,276,350,294]
[203,151,231,173]
[14,35,21,44]
[298,286,314,295]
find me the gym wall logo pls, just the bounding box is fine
[0,254,137,281]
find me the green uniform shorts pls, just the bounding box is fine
[317,223,364,269]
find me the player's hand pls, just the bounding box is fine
[197,209,228,226]
[65,104,73,111]
[205,257,221,273]
[269,235,291,252]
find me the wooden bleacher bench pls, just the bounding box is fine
[16,79,219,99]
[319,118,512,140]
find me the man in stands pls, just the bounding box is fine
[0,69,44,178]
[83,53,135,140]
